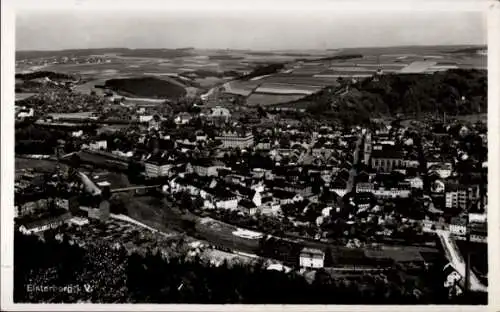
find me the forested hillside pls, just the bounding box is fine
[302,69,486,125]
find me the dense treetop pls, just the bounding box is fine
[14,229,485,304]
[301,69,486,126]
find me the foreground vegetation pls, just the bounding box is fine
[15,229,485,304]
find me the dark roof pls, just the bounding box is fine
[176,174,212,190]
[232,184,254,197]
[470,223,487,235]
[207,184,237,200]
[146,154,176,165]
[357,182,374,189]
[330,177,347,189]
[445,182,460,192]
[283,182,310,190]
[371,148,404,159]
[262,196,273,204]
[357,171,370,182]
[274,165,300,176]
[451,216,467,226]
[336,170,350,181]
[443,264,461,277]
[239,199,256,209]
[273,189,296,199]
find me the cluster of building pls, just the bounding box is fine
[20,103,488,240]
[14,77,488,297]
[16,55,111,68]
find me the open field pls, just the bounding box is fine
[246,93,307,106]
[16,45,486,111]
[254,83,322,95]
[196,77,226,88]
[222,80,261,96]
[263,75,340,86]
[104,77,187,99]
[72,79,108,95]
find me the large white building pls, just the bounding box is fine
[370,146,405,173]
[363,132,372,164]
[373,188,411,199]
[356,183,374,193]
[299,248,325,269]
[215,131,254,149]
[449,217,467,236]
[144,158,175,179]
[19,212,72,235]
[208,106,231,121]
[89,140,108,151]
[407,177,424,189]
[427,162,453,179]
[187,161,227,177]
[17,107,35,119]
[445,185,480,209]
[215,197,239,210]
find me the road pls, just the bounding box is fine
[346,131,364,192]
[436,230,487,292]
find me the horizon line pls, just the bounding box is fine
[15,43,487,53]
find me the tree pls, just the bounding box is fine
[180,191,193,211]
[192,196,204,211]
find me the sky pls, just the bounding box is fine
[14,0,488,51]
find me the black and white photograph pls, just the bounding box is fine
[1,0,497,309]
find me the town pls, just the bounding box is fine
[14,57,488,303]
[9,0,491,294]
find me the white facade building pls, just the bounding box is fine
[445,185,479,209]
[89,140,108,151]
[299,248,325,269]
[407,177,424,189]
[215,131,254,149]
[449,217,467,236]
[373,188,411,199]
[215,197,239,210]
[145,161,174,178]
[139,115,154,123]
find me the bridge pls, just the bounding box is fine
[110,185,162,193]
[436,230,487,293]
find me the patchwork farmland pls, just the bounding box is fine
[16,45,486,109]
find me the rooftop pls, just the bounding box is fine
[371,148,405,159]
[300,247,325,256]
